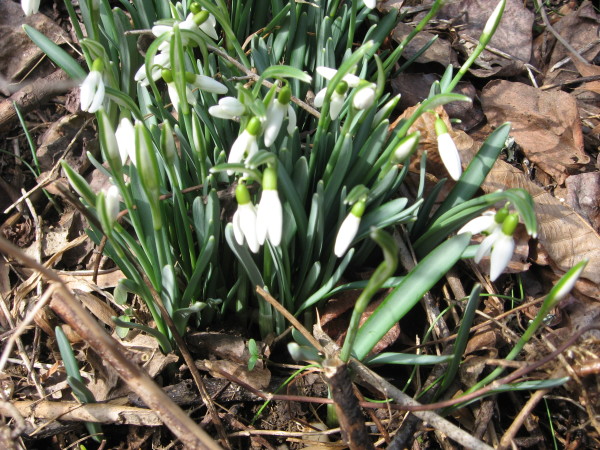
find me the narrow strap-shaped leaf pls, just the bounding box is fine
[23,25,86,79]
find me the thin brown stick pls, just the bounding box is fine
[0,236,222,450]
[532,0,588,65]
[256,286,326,355]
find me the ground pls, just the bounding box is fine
[0,0,599,449]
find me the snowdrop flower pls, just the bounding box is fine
[21,0,40,15]
[352,84,376,110]
[188,74,227,96]
[115,117,136,166]
[134,52,170,87]
[233,184,259,253]
[80,59,105,113]
[256,167,282,246]
[104,185,121,225]
[264,85,296,147]
[209,97,246,120]
[473,213,519,281]
[392,131,420,163]
[314,66,361,120]
[152,8,217,43]
[228,117,261,174]
[334,200,366,257]
[434,117,462,181]
[458,207,509,236]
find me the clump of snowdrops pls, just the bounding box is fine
[24,0,584,383]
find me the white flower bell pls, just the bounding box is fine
[471,212,519,281]
[233,184,260,253]
[228,117,261,174]
[256,167,283,246]
[264,85,295,147]
[80,59,105,113]
[21,0,40,16]
[105,185,121,225]
[115,117,136,166]
[334,200,366,257]
[134,52,170,87]
[313,66,361,120]
[434,117,462,181]
[209,97,246,120]
[352,84,376,110]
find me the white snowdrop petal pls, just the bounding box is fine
[437,133,462,181]
[194,75,228,94]
[334,214,360,257]
[474,230,499,264]
[286,104,296,135]
[489,233,515,281]
[458,213,496,236]
[313,89,327,108]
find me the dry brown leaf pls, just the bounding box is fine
[200,359,271,391]
[437,0,533,77]
[391,23,458,68]
[0,1,71,83]
[565,173,600,233]
[481,80,588,185]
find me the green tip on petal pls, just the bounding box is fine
[193,10,209,25]
[351,200,366,218]
[501,213,519,236]
[246,117,261,136]
[263,167,278,190]
[278,85,292,105]
[434,117,448,136]
[91,58,104,72]
[161,69,173,83]
[235,183,251,205]
[335,80,348,95]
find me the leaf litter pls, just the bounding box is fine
[0,0,599,448]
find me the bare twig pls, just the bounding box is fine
[9,400,163,427]
[0,236,222,450]
[532,0,588,65]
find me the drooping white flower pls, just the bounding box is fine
[392,131,420,163]
[80,60,105,113]
[353,84,376,110]
[228,117,261,174]
[313,66,362,120]
[188,73,228,95]
[334,200,366,257]
[264,86,294,147]
[459,210,500,236]
[105,185,121,224]
[233,184,259,253]
[167,82,196,111]
[472,212,519,281]
[134,52,170,87]
[364,0,377,9]
[115,117,136,165]
[256,167,282,246]
[21,0,40,16]
[152,9,218,43]
[435,117,462,181]
[209,97,246,120]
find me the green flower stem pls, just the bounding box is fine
[444,0,506,94]
[340,229,398,362]
[382,0,444,75]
